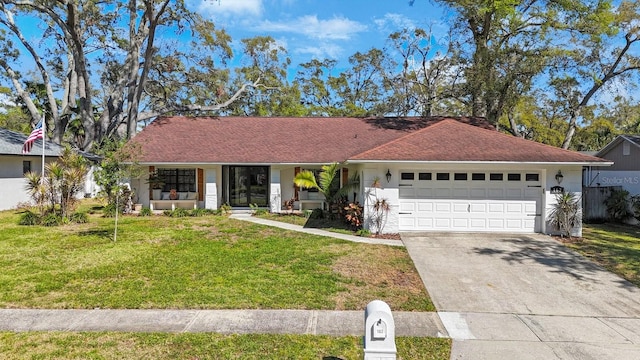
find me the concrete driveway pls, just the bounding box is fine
[402,232,640,360]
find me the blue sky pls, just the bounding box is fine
[188,0,447,67]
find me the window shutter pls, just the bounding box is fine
[294,167,300,200]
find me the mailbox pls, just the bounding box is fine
[364,300,396,360]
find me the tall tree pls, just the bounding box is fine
[554,1,640,148]
[0,0,261,150]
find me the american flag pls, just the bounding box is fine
[22,119,44,154]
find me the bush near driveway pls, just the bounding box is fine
[569,224,640,287]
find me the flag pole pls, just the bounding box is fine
[41,114,45,184]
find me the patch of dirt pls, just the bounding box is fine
[331,245,429,311]
[368,233,401,240]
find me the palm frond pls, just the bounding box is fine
[293,170,319,191]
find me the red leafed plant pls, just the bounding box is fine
[344,202,363,230]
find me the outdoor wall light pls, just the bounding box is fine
[386,169,392,183]
[555,170,564,184]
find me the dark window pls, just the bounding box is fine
[526,173,539,182]
[22,161,31,174]
[507,173,521,181]
[418,172,432,180]
[436,172,450,181]
[158,168,196,192]
[454,173,468,181]
[490,173,503,181]
[401,172,415,180]
[472,173,485,181]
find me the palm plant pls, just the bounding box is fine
[549,191,581,238]
[24,171,46,215]
[293,162,359,210]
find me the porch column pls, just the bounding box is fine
[205,168,218,210]
[270,168,282,213]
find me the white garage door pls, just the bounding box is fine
[398,171,542,233]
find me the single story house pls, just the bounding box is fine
[584,135,640,196]
[127,116,611,235]
[0,127,65,211]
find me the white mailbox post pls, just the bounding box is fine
[364,300,396,360]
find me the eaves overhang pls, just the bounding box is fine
[345,159,614,166]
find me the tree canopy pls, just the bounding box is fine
[1,0,639,152]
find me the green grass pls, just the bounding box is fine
[570,224,640,287]
[0,332,451,359]
[0,205,433,311]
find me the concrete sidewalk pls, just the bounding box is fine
[230,213,404,247]
[0,309,446,337]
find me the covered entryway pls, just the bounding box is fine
[398,170,542,232]
[224,166,270,207]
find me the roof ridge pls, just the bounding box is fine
[349,118,456,160]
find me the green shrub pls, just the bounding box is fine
[631,195,640,222]
[303,209,313,218]
[309,208,324,219]
[41,213,62,227]
[604,189,633,223]
[165,208,189,217]
[219,203,232,215]
[102,203,117,218]
[356,228,371,237]
[191,208,214,217]
[70,212,89,224]
[18,211,40,226]
[139,207,152,216]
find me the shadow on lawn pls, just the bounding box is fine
[472,235,638,291]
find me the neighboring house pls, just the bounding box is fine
[127,116,610,235]
[584,135,640,196]
[0,127,65,211]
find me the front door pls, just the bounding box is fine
[228,166,269,207]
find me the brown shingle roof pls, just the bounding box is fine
[129,116,608,164]
[351,119,609,163]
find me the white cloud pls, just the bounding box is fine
[196,0,263,18]
[255,15,367,40]
[374,13,417,32]
[296,42,344,59]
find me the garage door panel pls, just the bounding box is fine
[435,203,451,212]
[417,188,433,198]
[434,218,451,228]
[488,189,504,198]
[399,188,415,198]
[506,203,523,213]
[452,188,468,197]
[470,203,486,212]
[453,218,469,228]
[417,218,434,227]
[488,203,504,212]
[470,189,486,198]
[399,202,415,212]
[453,203,468,212]
[470,218,487,228]
[488,218,506,229]
[417,203,433,212]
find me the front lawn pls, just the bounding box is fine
[0,332,451,360]
[570,224,640,287]
[0,206,432,311]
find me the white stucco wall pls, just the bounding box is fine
[205,168,218,210]
[361,167,400,234]
[0,155,54,211]
[543,167,585,237]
